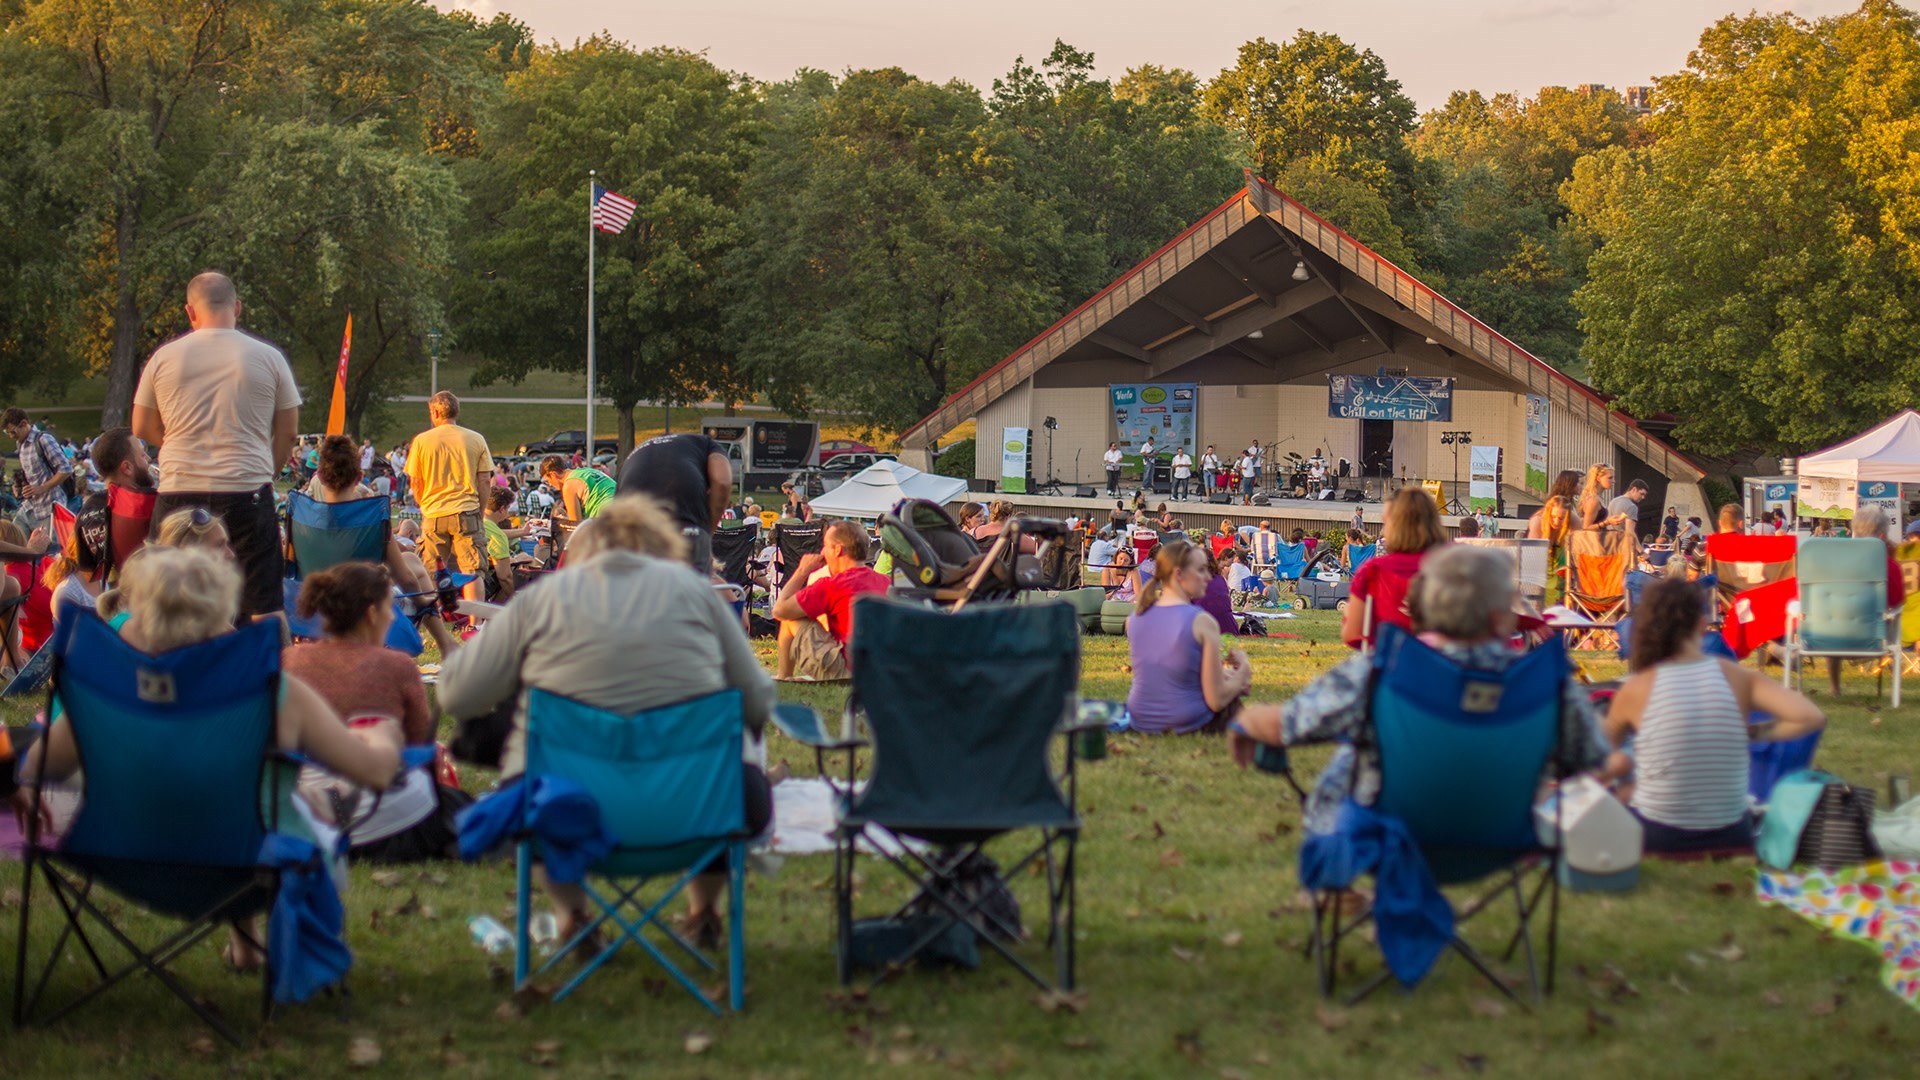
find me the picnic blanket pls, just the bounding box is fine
[1757,859,1920,1009]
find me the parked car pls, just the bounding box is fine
[816,438,879,466]
[818,452,896,479]
[515,429,619,458]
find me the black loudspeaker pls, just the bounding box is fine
[1209,492,1233,504]
[1341,488,1366,503]
[966,478,997,493]
[1075,486,1098,499]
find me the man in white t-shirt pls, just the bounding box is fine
[1238,450,1257,504]
[1103,442,1124,496]
[1170,445,1194,501]
[131,271,300,617]
[1200,445,1221,496]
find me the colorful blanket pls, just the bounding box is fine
[1757,859,1920,1008]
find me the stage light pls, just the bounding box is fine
[1292,260,1310,282]
[1043,416,1059,430]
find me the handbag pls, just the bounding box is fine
[1798,781,1879,870]
[1758,769,1880,870]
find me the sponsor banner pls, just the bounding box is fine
[1469,445,1502,513]
[1110,383,1198,464]
[1327,374,1454,422]
[1796,475,1854,519]
[1524,395,1549,493]
[1001,427,1030,494]
[1760,480,1797,524]
[1859,480,1903,531]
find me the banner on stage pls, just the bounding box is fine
[1001,427,1030,494]
[1524,395,1549,493]
[1327,375,1453,422]
[1110,383,1197,462]
[1469,445,1501,513]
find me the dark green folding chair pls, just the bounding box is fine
[776,596,1098,993]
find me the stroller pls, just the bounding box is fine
[878,499,1072,608]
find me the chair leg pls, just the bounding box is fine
[14,849,36,1028]
[1509,873,1541,1002]
[835,831,854,987]
[728,843,746,1012]
[1546,853,1562,995]
[514,843,532,989]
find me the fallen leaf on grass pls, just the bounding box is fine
[1159,848,1184,868]
[1063,1035,1095,1051]
[187,1035,218,1056]
[1707,880,1740,898]
[1173,1030,1205,1063]
[1810,994,1844,1017]
[1220,1068,1249,1080]
[1469,998,1507,1020]
[1711,942,1745,963]
[1459,1052,1488,1072]
[1221,931,1244,948]
[392,891,421,918]
[529,1038,562,1067]
[0,887,21,909]
[370,870,405,888]
[1171,945,1199,963]
[1151,821,1167,840]
[1585,1007,1615,1035]
[891,1025,916,1043]
[347,1036,382,1069]
[1761,989,1785,1008]
[1314,1004,1349,1032]
[1033,988,1090,1014]
[1128,803,1148,814]
[495,983,551,1020]
[684,1030,714,1055]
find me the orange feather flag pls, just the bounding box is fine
[326,312,351,435]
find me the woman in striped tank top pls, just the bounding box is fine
[1603,577,1825,854]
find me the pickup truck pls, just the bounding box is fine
[514,429,620,458]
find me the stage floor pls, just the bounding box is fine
[987,482,1534,537]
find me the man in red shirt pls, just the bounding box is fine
[773,519,889,681]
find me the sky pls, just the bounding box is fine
[436,0,1863,109]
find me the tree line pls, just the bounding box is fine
[1,0,1914,458]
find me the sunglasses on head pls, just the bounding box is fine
[189,507,216,528]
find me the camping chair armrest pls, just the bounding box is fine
[771,703,866,751]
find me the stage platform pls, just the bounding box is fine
[981,480,1537,539]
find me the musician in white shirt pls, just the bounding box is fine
[1170,446,1194,500]
[1200,445,1221,495]
[1103,442,1124,496]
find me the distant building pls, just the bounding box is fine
[1625,85,1653,113]
[1575,82,1608,98]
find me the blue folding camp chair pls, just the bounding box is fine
[14,613,311,1044]
[282,489,470,654]
[1272,540,1307,581]
[1345,542,1377,575]
[1308,625,1568,1004]
[1784,537,1900,707]
[776,597,1094,993]
[513,688,753,1012]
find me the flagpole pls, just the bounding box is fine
[587,169,597,470]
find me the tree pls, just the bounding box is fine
[1200,32,1429,263]
[726,69,1060,434]
[1570,1,1920,454]
[989,42,1243,307]
[0,35,85,401]
[1413,86,1640,371]
[452,40,756,456]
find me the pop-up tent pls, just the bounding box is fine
[809,458,967,519]
[1797,410,1920,483]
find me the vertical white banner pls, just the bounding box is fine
[1001,427,1030,494]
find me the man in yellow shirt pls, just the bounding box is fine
[405,391,493,601]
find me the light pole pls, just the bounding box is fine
[428,329,442,397]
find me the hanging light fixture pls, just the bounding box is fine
[1292,260,1310,282]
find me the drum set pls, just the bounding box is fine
[1283,451,1338,499]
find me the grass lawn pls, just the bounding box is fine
[6,608,1919,1078]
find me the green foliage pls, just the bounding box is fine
[452,40,757,454]
[725,68,1060,433]
[1200,32,1430,265]
[1571,1,1920,455]
[931,437,975,479]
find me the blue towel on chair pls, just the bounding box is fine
[258,833,352,1004]
[1299,800,1455,986]
[456,777,617,885]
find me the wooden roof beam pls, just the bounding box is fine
[1087,330,1151,363]
[1147,293,1215,336]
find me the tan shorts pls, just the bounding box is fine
[419,511,486,575]
[789,620,850,681]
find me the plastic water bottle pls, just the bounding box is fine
[434,557,461,615]
[529,912,559,955]
[468,914,513,954]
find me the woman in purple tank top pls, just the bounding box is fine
[1127,540,1251,734]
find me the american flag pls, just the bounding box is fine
[591,183,637,235]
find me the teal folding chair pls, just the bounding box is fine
[1785,537,1900,707]
[1307,625,1568,1004]
[14,613,299,1044]
[513,688,752,1012]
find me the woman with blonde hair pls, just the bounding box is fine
[22,546,401,968]
[1577,463,1624,531]
[1342,486,1449,649]
[1124,539,1251,734]
[151,506,234,556]
[1528,469,1582,606]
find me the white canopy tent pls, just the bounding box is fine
[809,458,967,519]
[1797,410,1920,483]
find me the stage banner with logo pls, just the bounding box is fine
[1328,375,1454,422]
[1469,445,1502,513]
[1761,480,1797,524]
[1000,427,1030,494]
[1524,395,1549,492]
[1110,383,1197,464]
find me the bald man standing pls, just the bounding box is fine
[131,272,301,617]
